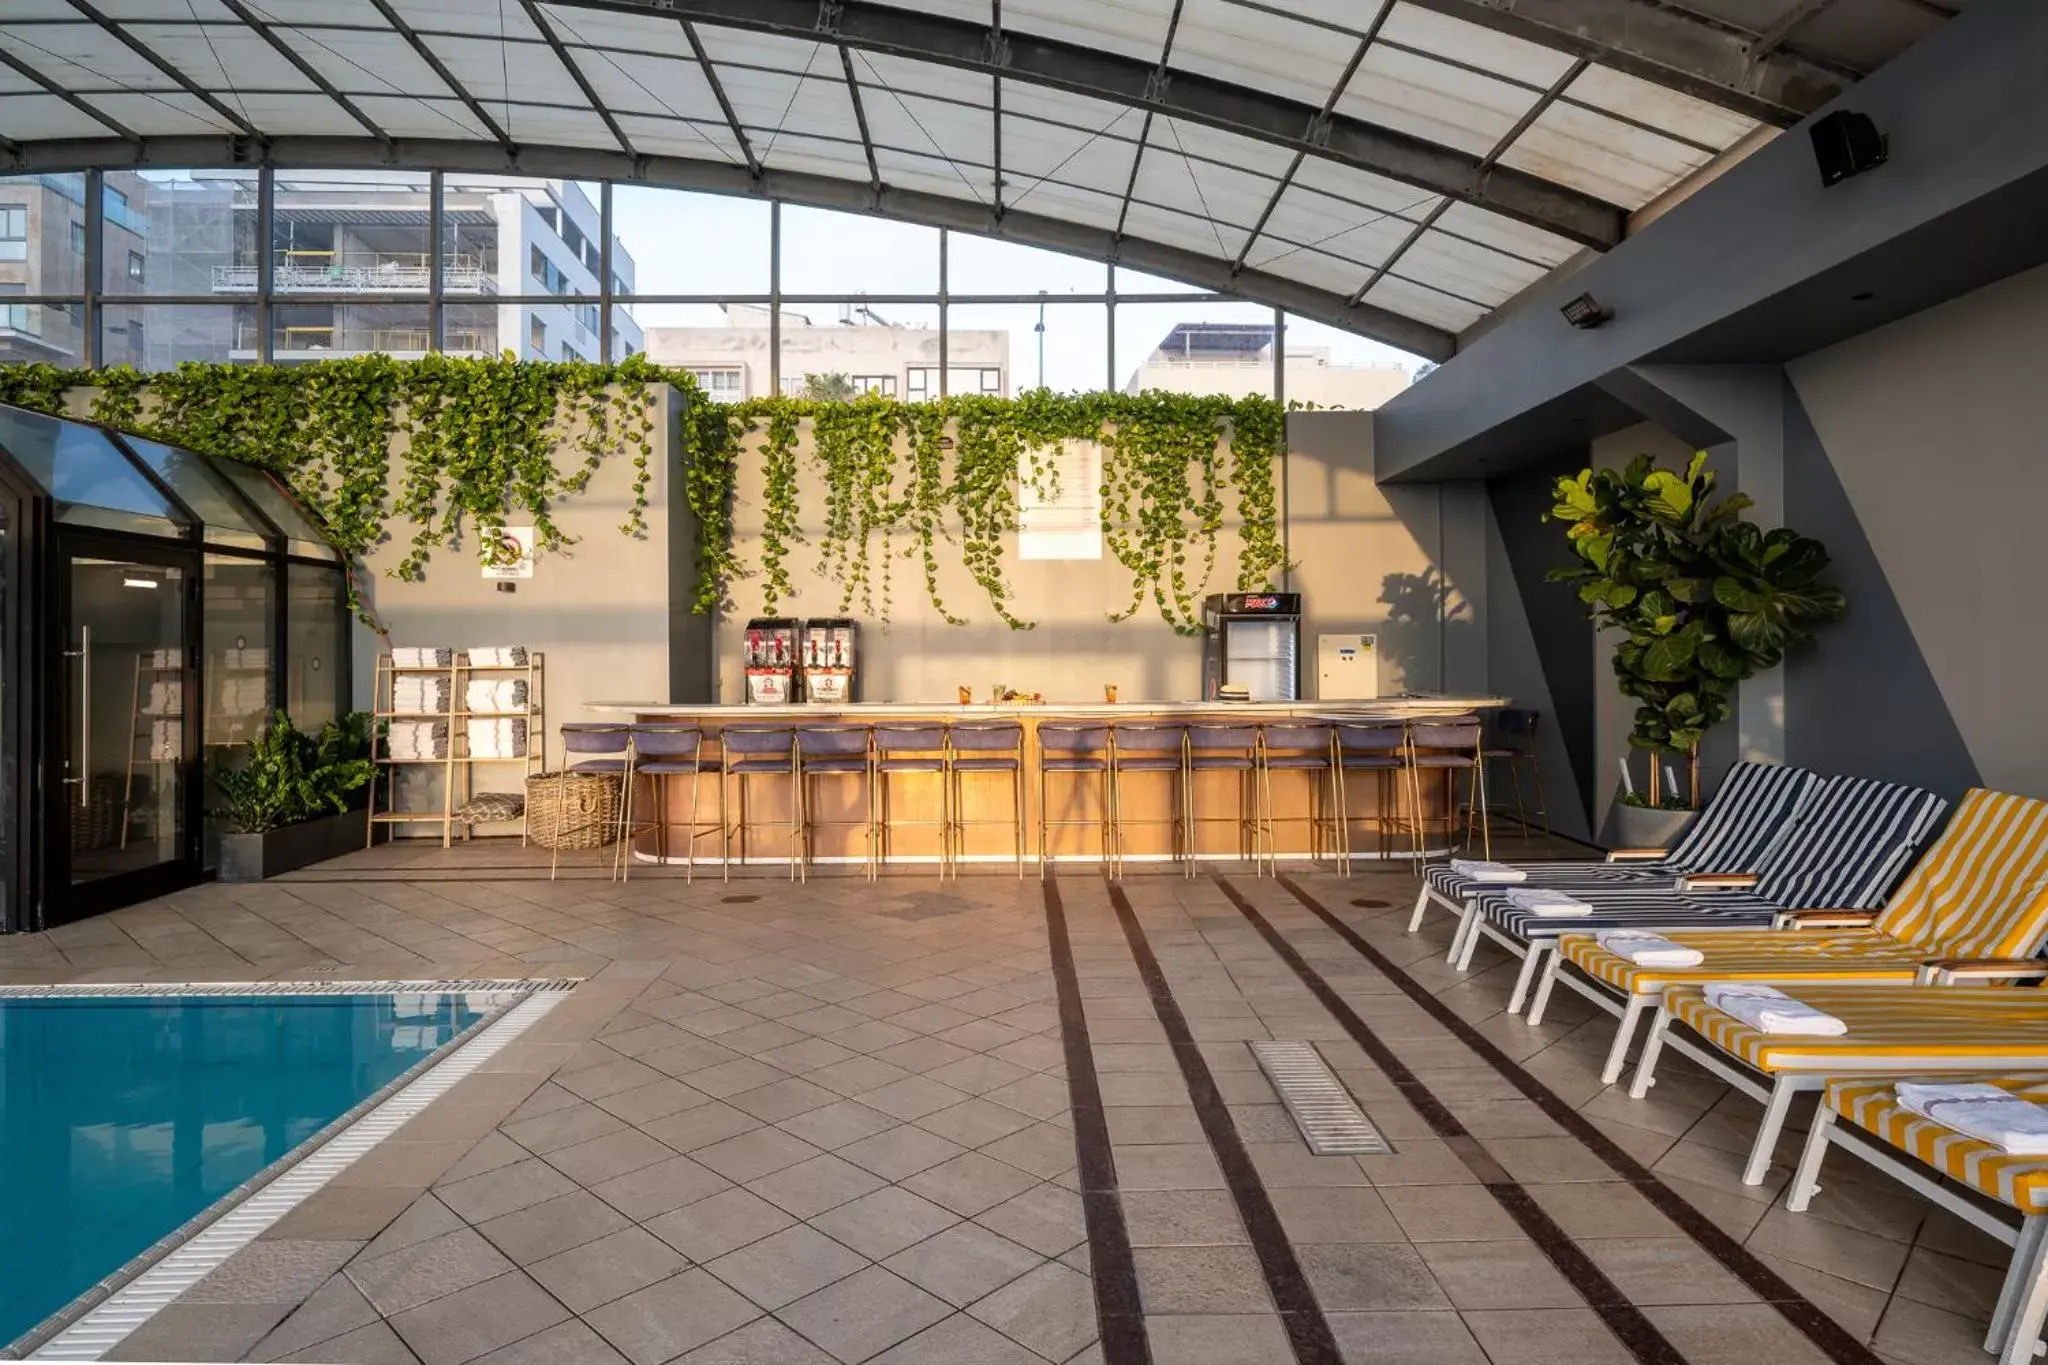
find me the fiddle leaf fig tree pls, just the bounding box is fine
[1547,452,1846,756]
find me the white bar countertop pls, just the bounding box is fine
[587,694,1505,717]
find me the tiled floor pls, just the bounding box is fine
[0,843,2015,1365]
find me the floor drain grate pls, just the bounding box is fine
[1350,898,1391,908]
[721,894,760,903]
[1251,1040,1394,1156]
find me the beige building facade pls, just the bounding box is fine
[646,305,1010,402]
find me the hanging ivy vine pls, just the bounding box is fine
[0,357,1289,634]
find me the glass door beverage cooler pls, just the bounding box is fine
[1201,593,1301,701]
[801,619,858,704]
[744,618,798,704]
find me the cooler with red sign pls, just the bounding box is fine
[1201,592,1302,701]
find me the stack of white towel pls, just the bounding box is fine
[1702,983,1847,1036]
[465,679,528,714]
[1450,859,1526,883]
[141,680,183,717]
[143,648,181,668]
[467,718,529,759]
[467,645,528,667]
[220,647,269,670]
[215,676,268,718]
[1504,886,1592,917]
[393,674,451,715]
[387,720,449,760]
[1594,929,1703,967]
[392,646,453,668]
[149,720,182,761]
[1896,1081,2048,1155]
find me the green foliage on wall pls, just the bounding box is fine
[0,358,1287,633]
[1548,451,1846,757]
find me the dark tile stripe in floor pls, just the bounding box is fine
[1042,877,1151,1365]
[1103,879,1345,1365]
[1266,873,1888,1365]
[1208,874,1684,1365]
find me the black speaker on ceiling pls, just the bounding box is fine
[1810,110,1887,187]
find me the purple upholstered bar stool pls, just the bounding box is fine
[624,723,720,883]
[722,725,797,881]
[1334,720,1415,874]
[796,724,875,882]
[875,723,949,878]
[1037,722,1110,880]
[1259,720,1338,875]
[949,721,1026,878]
[1109,722,1187,877]
[1407,716,1489,865]
[555,721,632,881]
[1186,722,1262,875]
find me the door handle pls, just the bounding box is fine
[62,625,90,806]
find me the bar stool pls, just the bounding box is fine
[722,725,798,881]
[1259,721,1339,874]
[797,724,874,882]
[949,720,1026,878]
[555,722,633,881]
[1479,709,1550,845]
[1407,716,1489,865]
[624,723,721,883]
[1109,722,1187,877]
[1334,721,1414,874]
[874,723,948,878]
[1186,722,1263,874]
[1037,721,1110,880]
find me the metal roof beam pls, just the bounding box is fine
[363,0,519,156]
[1393,0,1854,125]
[215,0,392,146]
[839,46,882,193]
[535,0,1623,248]
[682,19,760,177]
[522,0,640,160]
[0,45,137,144]
[65,0,260,139]
[0,132,1457,360]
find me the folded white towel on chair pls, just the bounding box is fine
[1451,859,1526,883]
[1505,887,1591,917]
[1595,930,1704,967]
[1703,983,1847,1036]
[1896,1082,2048,1155]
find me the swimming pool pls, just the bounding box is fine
[0,990,494,1350]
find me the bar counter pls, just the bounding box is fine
[584,696,1504,868]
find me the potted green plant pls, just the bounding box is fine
[1548,452,1846,848]
[213,710,377,880]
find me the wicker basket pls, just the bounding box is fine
[72,775,119,851]
[525,771,620,850]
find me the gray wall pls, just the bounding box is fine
[1781,262,2048,798]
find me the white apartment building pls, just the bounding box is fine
[645,304,1009,402]
[1123,321,1412,408]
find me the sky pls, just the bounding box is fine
[607,185,1427,392]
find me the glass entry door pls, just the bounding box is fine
[56,546,196,911]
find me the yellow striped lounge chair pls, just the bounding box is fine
[1788,1073,2048,1365]
[1634,981,2048,1186]
[1544,788,2048,1103]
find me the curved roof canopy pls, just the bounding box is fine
[0,0,1952,358]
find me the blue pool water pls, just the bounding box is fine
[0,992,491,1348]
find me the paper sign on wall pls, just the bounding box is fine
[1018,443,1103,560]
[481,527,535,580]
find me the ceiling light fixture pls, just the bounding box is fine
[121,575,159,589]
[1560,293,1612,329]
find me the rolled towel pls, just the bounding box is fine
[392,646,453,668]
[1595,929,1704,967]
[465,679,528,713]
[466,645,528,667]
[1896,1082,2048,1155]
[1504,887,1592,917]
[1702,983,1847,1036]
[1451,859,1526,884]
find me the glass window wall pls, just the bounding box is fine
[13,165,1428,390]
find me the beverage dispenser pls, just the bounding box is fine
[800,618,858,704]
[743,617,799,704]
[1201,593,1302,701]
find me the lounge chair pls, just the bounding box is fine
[1546,787,2047,1106]
[1451,773,1941,1022]
[1410,760,1819,944]
[1790,1072,2048,1365]
[1635,976,2048,1185]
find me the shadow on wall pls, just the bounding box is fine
[1377,568,1475,695]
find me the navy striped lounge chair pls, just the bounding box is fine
[1409,760,1820,943]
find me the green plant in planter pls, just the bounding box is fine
[213,711,376,834]
[1548,452,1845,794]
